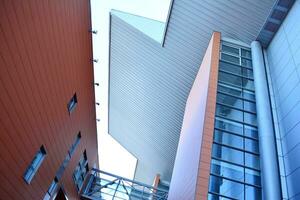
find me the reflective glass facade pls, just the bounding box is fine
[208,41,262,200]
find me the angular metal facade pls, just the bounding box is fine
[109,0,276,184]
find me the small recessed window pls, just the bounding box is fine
[73,150,89,191]
[24,145,46,184]
[43,177,58,200]
[67,93,78,114]
[69,132,81,157]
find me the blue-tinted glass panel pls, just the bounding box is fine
[243,79,255,91]
[245,185,261,200]
[245,138,259,154]
[217,93,243,110]
[221,53,240,65]
[242,49,251,58]
[219,61,242,76]
[214,130,243,150]
[218,83,243,98]
[219,72,242,88]
[242,58,252,68]
[211,159,244,182]
[212,144,244,165]
[243,90,255,101]
[208,193,232,200]
[209,175,244,199]
[244,112,257,126]
[245,153,260,170]
[216,104,243,122]
[242,68,253,79]
[244,126,258,139]
[222,45,240,56]
[215,117,243,136]
[245,169,261,186]
[244,100,256,113]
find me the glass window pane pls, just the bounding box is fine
[209,175,244,199]
[244,100,256,113]
[222,45,239,56]
[243,90,255,101]
[242,49,252,59]
[217,93,243,110]
[243,78,255,91]
[219,72,242,88]
[245,169,261,186]
[221,53,240,64]
[244,112,257,126]
[245,153,260,170]
[245,138,259,154]
[212,144,244,165]
[242,58,252,68]
[215,117,243,136]
[219,61,241,76]
[218,83,243,98]
[211,159,244,182]
[244,125,258,139]
[242,68,253,79]
[214,130,243,149]
[216,104,243,122]
[208,193,232,200]
[245,185,262,200]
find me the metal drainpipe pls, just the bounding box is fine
[251,41,282,200]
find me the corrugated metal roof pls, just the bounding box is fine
[108,0,275,184]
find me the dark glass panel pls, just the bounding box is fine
[242,68,253,79]
[244,125,258,139]
[244,112,257,126]
[244,100,256,113]
[241,58,252,68]
[218,83,243,98]
[243,78,255,91]
[243,90,255,101]
[217,93,243,110]
[242,49,252,59]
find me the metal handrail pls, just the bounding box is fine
[81,168,168,200]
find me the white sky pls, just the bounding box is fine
[90,0,171,180]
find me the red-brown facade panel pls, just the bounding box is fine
[0,0,98,199]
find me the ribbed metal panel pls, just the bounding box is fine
[109,0,275,184]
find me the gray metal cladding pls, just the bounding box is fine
[109,0,275,184]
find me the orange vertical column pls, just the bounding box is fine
[195,32,221,199]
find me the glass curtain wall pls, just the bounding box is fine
[208,41,262,200]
